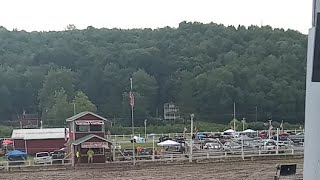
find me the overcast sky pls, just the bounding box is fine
[0,0,312,34]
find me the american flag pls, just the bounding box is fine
[268,124,273,137]
[64,127,69,142]
[280,121,284,133]
[129,92,134,107]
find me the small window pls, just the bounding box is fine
[76,125,89,132]
[90,124,102,132]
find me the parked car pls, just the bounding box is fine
[50,150,65,164]
[34,152,52,164]
[173,136,185,143]
[203,142,222,150]
[158,136,172,143]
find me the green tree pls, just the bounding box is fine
[39,68,74,111]
[46,88,73,127]
[132,69,159,116]
[73,91,97,114]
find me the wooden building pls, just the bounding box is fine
[65,111,112,165]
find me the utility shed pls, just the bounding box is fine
[11,128,67,154]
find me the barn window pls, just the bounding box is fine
[76,125,89,132]
[90,124,102,132]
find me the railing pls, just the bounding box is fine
[0,158,72,171]
[114,148,304,163]
[0,148,303,172]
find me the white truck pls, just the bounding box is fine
[34,152,52,164]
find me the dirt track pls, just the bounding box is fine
[0,158,303,180]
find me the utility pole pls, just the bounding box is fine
[233,102,236,131]
[242,118,246,131]
[144,119,147,142]
[130,77,136,166]
[276,128,279,155]
[189,114,194,162]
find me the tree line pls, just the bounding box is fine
[0,22,307,127]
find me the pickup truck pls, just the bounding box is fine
[34,152,52,164]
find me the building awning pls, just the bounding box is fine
[67,134,112,149]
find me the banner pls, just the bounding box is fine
[81,142,109,149]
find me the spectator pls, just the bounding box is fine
[87,149,94,163]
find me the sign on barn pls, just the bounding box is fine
[81,142,109,149]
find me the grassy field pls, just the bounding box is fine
[119,142,155,149]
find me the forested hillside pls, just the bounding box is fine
[0,22,307,126]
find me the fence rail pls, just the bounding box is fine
[0,148,304,172]
[0,159,71,171]
[114,148,304,163]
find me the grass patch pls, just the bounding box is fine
[119,142,155,149]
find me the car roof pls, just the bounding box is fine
[36,152,50,154]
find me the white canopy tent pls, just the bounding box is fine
[224,129,236,133]
[242,129,256,133]
[157,140,180,146]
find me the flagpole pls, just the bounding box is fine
[268,119,272,139]
[130,77,136,166]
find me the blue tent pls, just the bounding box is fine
[5,150,28,157]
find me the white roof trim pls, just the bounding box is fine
[66,111,110,122]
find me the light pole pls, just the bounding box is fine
[233,102,236,131]
[241,134,244,160]
[242,118,246,131]
[144,119,147,142]
[276,128,279,155]
[149,133,156,161]
[189,114,194,163]
[130,77,135,166]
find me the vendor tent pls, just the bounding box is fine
[157,140,180,146]
[5,150,27,157]
[2,139,13,145]
[224,129,236,133]
[242,129,256,133]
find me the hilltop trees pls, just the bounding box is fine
[0,22,307,126]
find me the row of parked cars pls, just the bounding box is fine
[5,149,66,166]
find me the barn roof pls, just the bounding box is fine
[11,128,67,140]
[67,134,112,145]
[66,111,110,122]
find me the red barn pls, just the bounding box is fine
[11,128,67,154]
